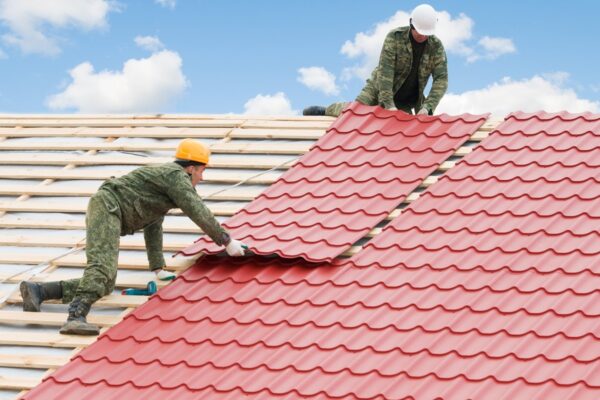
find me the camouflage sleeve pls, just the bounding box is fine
[423,43,448,113]
[144,217,165,271]
[168,172,231,246]
[377,31,397,109]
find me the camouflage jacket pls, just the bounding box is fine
[370,26,448,113]
[97,162,230,270]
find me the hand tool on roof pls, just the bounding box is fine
[122,281,157,296]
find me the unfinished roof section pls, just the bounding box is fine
[183,102,488,262]
[0,113,333,399]
[22,111,600,399]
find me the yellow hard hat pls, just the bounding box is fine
[175,139,210,164]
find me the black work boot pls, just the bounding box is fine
[59,297,100,336]
[303,106,326,116]
[20,281,63,312]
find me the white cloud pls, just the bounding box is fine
[0,48,6,59]
[0,0,115,55]
[437,73,599,117]
[47,48,187,113]
[155,0,176,8]
[469,36,516,62]
[243,92,297,115]
[135,35,164,52]
[340,9,515,80]
[297,66,340,96]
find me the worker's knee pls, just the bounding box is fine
[325,102,350,117]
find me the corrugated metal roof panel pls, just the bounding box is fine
[181,102,487,262]
[23,111,600,400]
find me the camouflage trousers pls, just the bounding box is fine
[324,80,413,117]
[61,190,121,304]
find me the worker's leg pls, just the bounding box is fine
[60,192,121,335]
[20,281,63,312]
[324,102,351,117]
[355,79,380,107]
[323,78,382,118]
[60,278,82,304]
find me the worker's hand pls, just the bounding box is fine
[154,269,176,281]
[417,108,429,115]
[226,239,246,257]
[388,106,398,111]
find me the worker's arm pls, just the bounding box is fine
[377,31,398,110]
[168,172,231,246]
[143,217,166,271]
[422,43,448,114]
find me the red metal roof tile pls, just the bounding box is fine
[23,111,600,400]
[180,102,487,262]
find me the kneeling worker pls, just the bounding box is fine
[20,139,247,335]
[304,4,447,117]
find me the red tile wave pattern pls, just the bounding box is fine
[181,102,487,262]
[23,111,600,400]
[348,110,600,398]
[23,256,600,400]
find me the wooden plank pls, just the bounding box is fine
[0,353,69,369]
[0,113,331,121]
[0,141,312,155]
[0,376,40,390]
[0,118,245,128]
[240,120,332,130]
[0,214,201,233]
[0,330,96,348]
[479,118,503,131]
[438,160,456,171]
[0,184,265,201]
[0,153,296,169]
[8,294,149,308]
[230,128,325,140]
[0,201,244,216]
[0,233,195,252]
[0,311,120,327]
[0,251,196,271]
[0,127,231,138]
[12,273,172,291]
[210,141,311,155]
[342,245,362,257]
[0,234,194,253]
[471,130,490,140]
[0,168,281,184]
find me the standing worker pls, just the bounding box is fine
[304,4,447,117]
[19,139,247,336]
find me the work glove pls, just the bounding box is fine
[226,238,247,257]
[417,108,429,115]
[154,269,176,281]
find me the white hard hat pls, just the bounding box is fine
[411,4,438,35]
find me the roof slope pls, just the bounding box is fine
[183,102,487,262]
[22,111,600,399]
[0,113,335,397]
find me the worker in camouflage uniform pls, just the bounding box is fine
[19,139,247,335]
[303,4,447,117]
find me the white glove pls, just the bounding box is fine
[388,106,398,111]
[154,269,176,281]
[226,239,246,257]
[417,108,429,115]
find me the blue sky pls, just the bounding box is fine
[0,0,598,116]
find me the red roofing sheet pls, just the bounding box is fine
[181,102,487,262]
[23,255,600,400]
[24,111,600,400]
[347,110,600,397]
